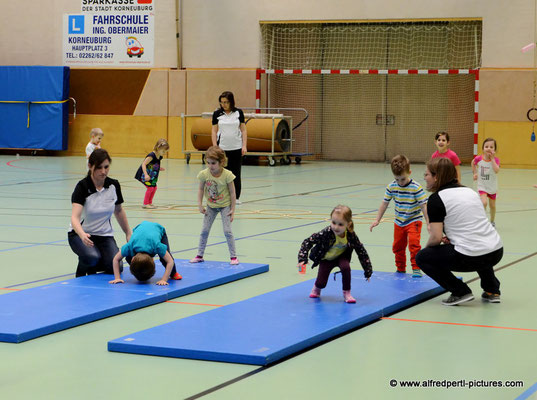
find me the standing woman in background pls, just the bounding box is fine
[212,91,247,204]
[69,149,132,277]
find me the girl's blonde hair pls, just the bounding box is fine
[153,138,170,152]
[331,204,354,233]
[90,128,103,137]
[205,145,228,167]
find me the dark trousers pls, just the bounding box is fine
[224,148,242,199]
[315,256,352,291]
[125,231,177,275]
[68,232,121,277]
[416,245,503,297]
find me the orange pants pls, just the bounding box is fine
[393,221,422,272]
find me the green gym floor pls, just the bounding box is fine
[1,155,536,400]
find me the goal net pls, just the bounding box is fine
[258,20,481,162]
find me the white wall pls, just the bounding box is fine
[181,0,535,68]
[0,0,534,69]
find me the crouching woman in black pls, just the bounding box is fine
[68,149,132,277]
[416,157,503,306]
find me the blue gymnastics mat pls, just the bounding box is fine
[108,271,444,365]
[0,66,69,150]
[0,260,268,343]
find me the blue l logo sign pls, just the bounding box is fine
[68,16,84,34]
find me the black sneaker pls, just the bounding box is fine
[441,293,474,306]
[481,292,501,303]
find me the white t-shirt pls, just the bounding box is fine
[85,142,99,171]
[86,142,98,158]
[69,176,124,236]
[427,185,502,256]
[212,108,245,151]
[473,155,500,194]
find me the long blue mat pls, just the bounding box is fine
[108,271,444,365]
[0,260,268,343]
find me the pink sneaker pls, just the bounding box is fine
[230,258,240,265]
[343,290,356,303]
[309,286,321,298]
[189,256,204,263]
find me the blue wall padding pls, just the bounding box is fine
[0,260,268,343]
[0,66,70,150]
[108,271,444,365]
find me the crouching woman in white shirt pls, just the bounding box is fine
[416,157,503,306]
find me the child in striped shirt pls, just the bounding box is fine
[370,155,428,277]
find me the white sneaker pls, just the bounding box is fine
[236,199,242,205]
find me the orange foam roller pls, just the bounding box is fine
[191,118,290,152]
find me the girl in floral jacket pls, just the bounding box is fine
[297,205,373,303]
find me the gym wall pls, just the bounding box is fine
[1,0,535,166]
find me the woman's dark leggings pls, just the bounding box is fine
[225,148,242,199]
[416,245,503,296]
[68,232,121,277]
[315,256,352,291]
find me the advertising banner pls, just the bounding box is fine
[63,0,154,67]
